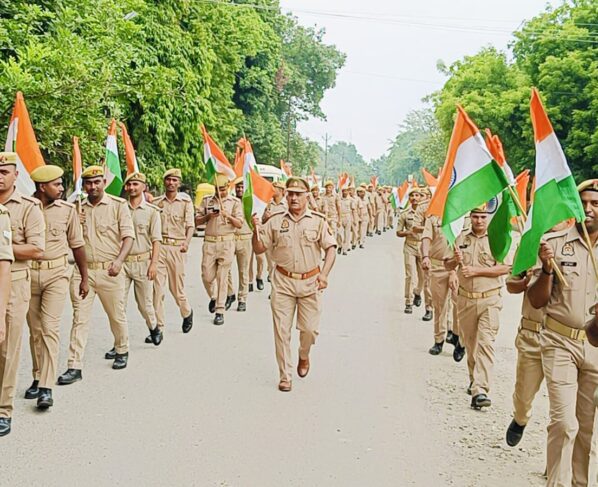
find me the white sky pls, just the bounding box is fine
[280,0,556,162]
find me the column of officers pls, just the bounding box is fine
[415,177,598,486]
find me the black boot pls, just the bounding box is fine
[453,342,466,363]
[37,388,53,409]
[413,294,422,307]
[0,418,11,437]
[24,380,40,399]
[422,309,433,321]
[404,304,413,314]
[225,295,236,311]
[208,298,216,313]
[150,327,163,346]
[256,279,264,291]
[248,283,254,292]
[182,310,193,333]
[112,353,128,370]
[471,393,492,410]
[57,369,82,386]
[506,419,526,447]
[428,341,444,355]
[237,302,246,312]
[104,348,116,360]
[446,330,457,346]
[213,313,224,326]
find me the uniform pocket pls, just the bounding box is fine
[136,223,148,235]
[303,230,318,243]
[49,222,67,237]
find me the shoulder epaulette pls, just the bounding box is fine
[270,209,287,219]
[106,194,126,204]
[544,228,570,240]
[311,211,326,219]
[56,200,75,209]
[153,195,165,203]
[178,192,192,202]
[21,194,41,206]
[146,202,162,212]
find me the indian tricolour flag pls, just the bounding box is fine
[5,91,45,195]
[398,180,410,209]
[119,122,140,177]
[241,139,274,228]
[427,105,509,245]
[67,136,83,203]
[484,130,519,262]
[104,119,123,196]
[200,124,236,182]
[390,186,400,210]
[512,89,584,274]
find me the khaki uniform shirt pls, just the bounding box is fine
[397,206,424,251]
[320,194,339,221]
[259,209,336,297]
[455,230,507,293]
[357,198,368,220]
[40,199,84,260]
[81,193,135,263]
[542,225,598,329]
[198,195,243,237]
[339,197,352,219]
[129,200,162,255]
[374,193,384,214]
[154,192,194,239]
[3,190,45,271]
[0,204,14,262]
[421,215,452,262]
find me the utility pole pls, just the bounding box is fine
[322,133,330,181]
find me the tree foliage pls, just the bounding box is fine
[0,0,345,190]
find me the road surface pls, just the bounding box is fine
[2,231,553,486]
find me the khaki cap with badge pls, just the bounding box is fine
[81,165,104,179]
[124,172,147,185]
[285,177,309,193]
[0,152,18,165]
[30,165,64,183]
[163,168,182,180]
[214,173,230,189]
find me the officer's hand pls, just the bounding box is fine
[251,213,261,231]
[454,247,463,265]
[539,241,554,271]
[461,266,477,278]
[108,259,123,277]
[79,211,86,225]
[421,256,431,271]
[448,272,459,293]
[147,263,157,280]
[79,278,89,299]
[180,242,189,253]
[316,273,329,291]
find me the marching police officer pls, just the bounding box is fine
[0,204,12,346]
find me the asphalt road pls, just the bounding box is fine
[1,230,562,486]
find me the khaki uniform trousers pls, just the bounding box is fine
[68,269,129,369]
[0,275,31,418]
[387,208,394,228]
[271,287,321,383]
[359,219,368,246]
[201,240,235,313]
[226,237,252,303]
[430,265,460,343]
[541,328,598,487]
[124,260,156,330]
[330,218,342,250]
[154,245,192,330]
[376,211,384,232]
[351,218,359,246]
[457,293,501,397]
[512,328,543,426]
[418,258,433,310]
[368,213,374,234]
[27,265,71,388]
[341,217,351,253]
[403,242,421,305]
[249,250,265,282]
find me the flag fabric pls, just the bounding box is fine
[512,89,584,274]
[421,168,438,188]
[310,167,318,188]
[338,172,350,191]
[119,122,140,177]
[370,176,378,189]
[200,125,236,182]
[104,119,123,196]
[280,160,292,181]
[233,142,244,177]
[5,91,45,195]
[390,186,400,210]
[398,180,410,209]
[484,131,519,262]
[67,136,83,203]
[241,139,274,228]
[515,170,530,212]
[427,106,510,245]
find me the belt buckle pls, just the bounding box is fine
[571,328,582,340]
[290,272,301,279]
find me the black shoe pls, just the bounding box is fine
[256,279,264,291]
[248,283,254,292]
[145,335,153,344]
[413,294,422,307]
[352,245,356,250]
[342,251,347,256]
[446,331,457,346]
[267,275,271,282]
[428,341,444,355]
[225,295,236,311]
[404,304,413,314]
[182,310,193,333]
[466,381,472,395]
[237,302,246,312]
[150,327,163,346]
[24,380,40,399]
[37,388,53,409]
[208,299,216,314]
[337,247,342,255]
[112,353,128,370]
[506,419,526,447]
[57,369,82,386]
[0,418,11,437]
[359,244,364,249]
[422,310,433,321]
[104,347,116,360]
[471,394,491,409]
[213,313,224,326]
[376,231,381,235]
[453,343,466,363]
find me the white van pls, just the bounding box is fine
[256,164,284,182]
